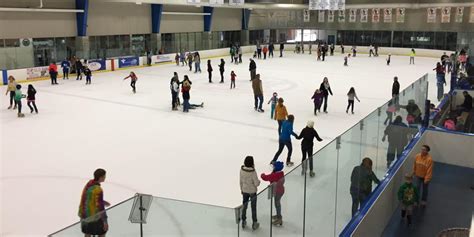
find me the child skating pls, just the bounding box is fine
[267,92,278,119]
[387,54,391,66]
[311,89,323,115]
[346,87,360,114]
[344,55,348,66]
[84,66,92,85]
[14,84,26,118]
[261,161,285,226]
[397,174,419,227]
[123,71,138,93]
[27,85,38,114]
[230,71,236,89]
[175,53,179,66]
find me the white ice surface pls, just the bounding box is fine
[1,53,438,236]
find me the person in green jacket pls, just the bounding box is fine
[230,45,236,63]
[398,174,419,227]
[14,84,26,118]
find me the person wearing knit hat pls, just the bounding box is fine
[297,120,323,177]
[261,161,285,226]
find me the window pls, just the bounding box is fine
[4,39,20,47]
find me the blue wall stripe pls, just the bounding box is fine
[151,4,163,34]
[76,0,89,36]
[203,7,214,32]
[2,70,8,85]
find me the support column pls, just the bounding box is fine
[75,0,89,37]
[204,7,214,32]
[150,34,162,54]
[151,4,163,34]
[76,37,90,59]
[241,30,249,46]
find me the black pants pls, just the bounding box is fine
[322,94,329,112]
[231,54,234,63]
[9,91,16,107]
[208,71,212,82]
[50,72,58,84]
[277,120,284,135]
[239,54,242,63]
[76,69,82,80]
[220,70,224,82]
[350,188,368,217]
[346,100,354,113]
[81,220,107,236]
[280,49,283,57]
[230,80,235,89]
[17,100,22,114]
[188,62,193,71]
[272,141,292,163]
[386,143,404,168]
[27,100,38,113]
[241,193,257,223]
[269,51,274,58]
[302,146,314,171]
[171,91,178,108]
[86,76,91,84]
[63,70,69,79]
[250,70,256,80]
[257,49,262,59]
[131,81,136,93]
[264,53,267,59]
[322,53,326,61]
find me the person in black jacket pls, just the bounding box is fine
[249,59,257,81]
[382,116,410,168]
[219,59,225,83]
[392,76,400,105]
[75,59,83,80]
[319,77,333,113]
[269,43,274,58]
[84,66,92,85]
[207,60,213,83]
[297,120,323,177]
[27,84,38,114]
[279,42,284,57]
[350,158,380,216]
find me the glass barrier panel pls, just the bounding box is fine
[240,186,272,237]
[360,109,385,178]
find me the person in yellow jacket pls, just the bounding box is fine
[274,98,288,135]
[409,48,416,65]
[412,144,433,207]
[5,76,17,110]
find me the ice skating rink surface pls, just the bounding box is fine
[1,52,438,236]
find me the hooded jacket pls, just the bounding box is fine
[240,166,260,194]
[78,180,107,223]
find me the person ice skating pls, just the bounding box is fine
[256,41,262,59]
[412,145,433,207]
[346,87,360,114]
[330,44,335,56]
[409,49,416,64]
[61,58,70,79]
[123,71,138,93]
[180,52,186,66]
[182,75,192,112]
[400,100,422,128]
[311,89,324,115]
[207,60,213,83]
[79,168,111,237]
[48,63,58,85]
[187,52,193,71]
[263,45,268,60]
[382,116,410,168]
[269,42,274,58]
[230,45,236,63]
[249,59,257,81]
[84,66,92,85]
[171,76,179,111]
[386,54,391,66]
[319,77,333,113]
[267,92,278,119]
[240,156,261,230]
[76,59,83,80]
[261,161,285,226]
[252,74,264,112]
[369,45,374,57]
[322,44,327,61]
[175,53,179,66]
[308,42,312,54]
[316,45,321,61]
[274,98,288,135]
[279,42,284,57]
[27,84,38,114]
[344,55,348,66]
[340,44,345,54]
[374,45,379,56]
[234,49,239,65]
[194,52,201,73]
[271,114,298,167]
[297,120,323,177]
[434,62,446,101]
[230,71,236,89]
[14,84,26,118]
[5,76,17,110]
[350,157,380,216]
[219,59,225,83]
[398,174,419,227]
[392,76,400,105]
[238,46,243,63]
[351,46,357,57]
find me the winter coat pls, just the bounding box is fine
[249,61,256,71]
[261,171,285,195]
[384,121,410,148]
[297,127,322,149]
[27,88,37,101]
[78,180,107,222]
[392,81,400,96]
[319,82,333,96]
[311,91,324,106]
[240,166,260,194]
[274,104,288,121]
[252,78,263,96]
[350,165,380,195]
[219,61,225,72]
[48,64,58,73]
[347,92,360,101]
[279,120,297,142]
[398,183,419,205]
[7,81,17,92]
[207,63,213,72]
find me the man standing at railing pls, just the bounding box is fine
[79,168,111,237]
[382,116,409,168]
[412,145,433,207]
[350,158,380,217]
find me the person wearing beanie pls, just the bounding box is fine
[271,114,298,167]
[240,156,260,230]
[261,161,285,226]
[297,120,323,177]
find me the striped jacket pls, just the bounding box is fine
[78,180,107,223]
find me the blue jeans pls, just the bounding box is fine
[195,62,201,72]
[254,95,263,110]
[415,176,429,202]
[183,99,190,112]
[437,82,444,101]
[241,193,257,222]
[274,193,283,218]
[270,104,276,119]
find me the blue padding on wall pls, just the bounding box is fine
[75,0,89,36]
[242,9,251,30]
[2,70,7,85]
[151,4,163,33]
[339,128,426,237]
[203,6,214,32]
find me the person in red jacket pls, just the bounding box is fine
[123,72,138,93]
[261,161,285,226]
[48,63,58,85]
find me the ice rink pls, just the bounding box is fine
[1,52,439,236]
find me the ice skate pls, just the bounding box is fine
[272,217,283,226]
[258,108,264,113]
[13,105,17,110]
[200,102,204,108]
[286,161,294,167]
[310,171,315,177]
[17,113,25,118]
[7,105,12,109]
[241,220,247,229]
[252,222,260,230]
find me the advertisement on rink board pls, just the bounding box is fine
[87,59,106,71]
[118,57,139,68]
[154,55,172,64]
[27,66,49,80]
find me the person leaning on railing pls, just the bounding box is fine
[239,156,260,230]
[350,157,381,217]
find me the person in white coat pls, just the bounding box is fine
[240,156,260,230]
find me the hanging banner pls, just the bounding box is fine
[229,0,244,5]
[427,8,436,23]
[329,0,337,10]
[328,10,335,22]
[304,9,310,22]
[396,8,405,23]
[384,8,392,23]
[455,7,464,23]
[209,0,224,4]
[310,0,344,10]
[470,6,474,23]
[187,0,200,3]
[441,7,451,23]
[337,0,345,10]
[338,9,345,22]
[318,10,325,22]
[360,9,368,23]
[372,8,380,23]
[349,9,356,22]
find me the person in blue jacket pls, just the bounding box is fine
[271,114,299,167]
[61,58,70,80]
